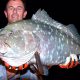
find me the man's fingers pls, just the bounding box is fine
[59,56,71,69]
[70,54,78,62]
[69,54,78,68]
[59,54,78,69]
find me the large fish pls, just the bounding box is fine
[0,9,80,69]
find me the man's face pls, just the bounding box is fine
[4,0,27,23]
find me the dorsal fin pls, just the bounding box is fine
[31,9,64,29]
[32,9,80,44]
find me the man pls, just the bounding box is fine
[0,0,78,79]
[3,0,38,79]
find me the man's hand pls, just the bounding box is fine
[59,54,79,69]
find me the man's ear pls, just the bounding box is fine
[4,10,8,18]
[23,11,27,18]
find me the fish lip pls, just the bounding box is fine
[1,49,37,67]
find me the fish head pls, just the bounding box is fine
[0,22,40,67]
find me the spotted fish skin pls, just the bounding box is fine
[0,9,80,67]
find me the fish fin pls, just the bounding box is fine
[32,9,64,29]
[32,8,52,23]
[67,24,80,44]
[68,24,80,37]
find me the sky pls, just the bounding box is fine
[0,0,80,79]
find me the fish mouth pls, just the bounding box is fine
[4,61,28,71]
[0,49,37,67]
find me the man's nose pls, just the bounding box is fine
[13,8,17,14]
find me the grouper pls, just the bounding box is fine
[0,9,80,71]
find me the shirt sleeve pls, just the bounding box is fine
[0,65,7,80]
